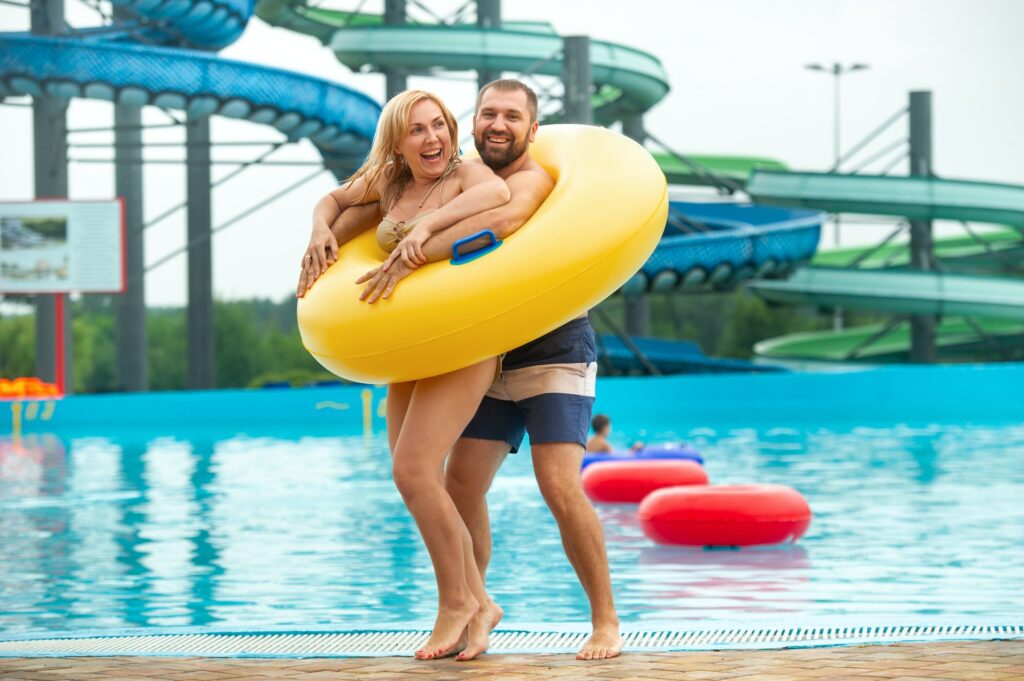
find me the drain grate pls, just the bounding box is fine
[0,624,1020,658]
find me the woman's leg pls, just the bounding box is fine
[390,358,497,659]
[386,381,416,453]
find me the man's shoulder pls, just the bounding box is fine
[512,153,553,184]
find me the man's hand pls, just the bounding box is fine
[296,223,339,298]
[355,258,413,304]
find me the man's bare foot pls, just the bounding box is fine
[456,600,504,661]
[415,599,479,660]
[576,623,623,660]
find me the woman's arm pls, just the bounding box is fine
[297,202,382,297]
[395,163,511,267]
[299,176,382,296]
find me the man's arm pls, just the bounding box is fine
[393,162,511,267]
[393,167,554,269]
[357,167,554,304]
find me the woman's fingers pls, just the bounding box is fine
[367,275,388,304]
[315,243,328,276]
[381,276,399,300]
[355,267,378,285]
[400,249,417,270]
[358,270,380,300]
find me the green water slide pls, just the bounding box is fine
[812,228,1024,273]
[746,170,1024,363]
[255,0,799,189]
[653,152,786,188]
[256,0,667,123]
[754,318,1024,365]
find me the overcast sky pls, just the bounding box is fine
[1,0,1021,307]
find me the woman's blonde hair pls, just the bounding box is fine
[345,90,460,214]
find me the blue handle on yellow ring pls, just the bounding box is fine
[451,229,502,265]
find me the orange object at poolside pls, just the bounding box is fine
[0,377,62,400]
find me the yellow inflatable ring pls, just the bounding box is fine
[298,124,668,384]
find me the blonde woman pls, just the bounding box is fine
[300,91,509,660]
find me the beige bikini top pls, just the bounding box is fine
[375,163,457,253]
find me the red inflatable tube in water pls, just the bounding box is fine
[638,484,812,547]
[582,459,708,504]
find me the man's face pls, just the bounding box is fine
[473,88,537,171]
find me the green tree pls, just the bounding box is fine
[718,290,822,358]
[148,309,186,391]
[0,313,35,378]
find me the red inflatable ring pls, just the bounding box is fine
[582,459,708,504]
[638,484,812,547]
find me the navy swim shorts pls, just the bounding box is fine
[461,316,597,453]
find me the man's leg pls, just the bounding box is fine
[532,442,622,660]
[445,437,510,578]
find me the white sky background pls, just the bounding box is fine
[0,0,1022,307]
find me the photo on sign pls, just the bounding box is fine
[0,216,69,282]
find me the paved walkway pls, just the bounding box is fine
[1,640,1021,680]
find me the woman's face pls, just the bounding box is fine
[395,99,452,180]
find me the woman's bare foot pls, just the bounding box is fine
[576,622,623,660]
[456,600,504,661]
[415,599,479,660]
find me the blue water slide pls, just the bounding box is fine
[626,201,824,294]
[0,0,380,178]
[596,334,785,374]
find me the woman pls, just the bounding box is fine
[301,90,509,661]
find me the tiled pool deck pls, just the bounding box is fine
[1,640,1022,680]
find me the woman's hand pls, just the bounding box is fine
[296,223,338,298]
[355,258,413,304]
[395,225,430,269]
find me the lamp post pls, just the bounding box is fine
[805,62,869,176]
[806,62,868,332]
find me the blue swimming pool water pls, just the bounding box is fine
[1,368,1022,636]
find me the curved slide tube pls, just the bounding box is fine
[0,0,381,178]
[752,268,1024,320]
[746,169,1024,363]
[629,201,822,294]
[256,0,667,124]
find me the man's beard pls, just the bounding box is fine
[474,133,529,171]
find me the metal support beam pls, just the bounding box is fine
[186,113,215,389]
[908,90,936,363]
[622,113,645,144]
[383,0,407,100]
[114,102,148,391]
[31,0,72,393]
[622,113,650,337]
[562,36,592,125]
[476,0,501,90]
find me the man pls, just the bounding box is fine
[298,80,622,661]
